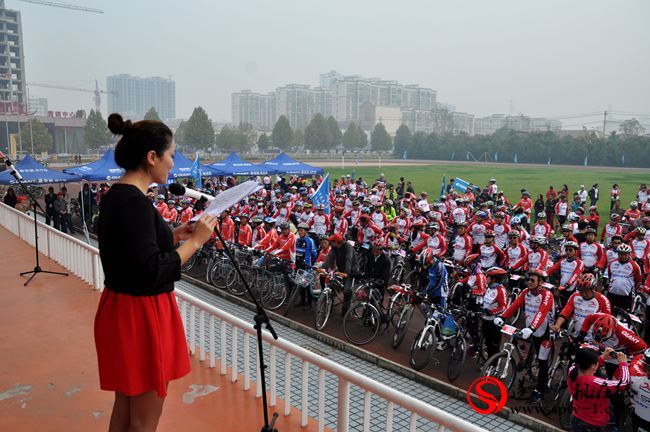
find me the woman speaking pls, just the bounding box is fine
[94,114,216,431]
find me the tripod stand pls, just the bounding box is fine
[10,173,68,286]
[211,226,279,432]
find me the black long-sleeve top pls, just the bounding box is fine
[98,183,181,296]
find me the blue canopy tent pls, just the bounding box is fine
[63,148,125,181]
[262,153,324,175]
[167,151,220,184]
[0,155,81,185]
[207,152,270,176]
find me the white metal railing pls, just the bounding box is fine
[0,201,487,432]
[174,290,488,432]
[0,202,104,289]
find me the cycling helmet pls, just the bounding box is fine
[456,221,467,227]
[360,215,371,222]
[495,211,505,218]
[476,211,487,218]
[592,315,616,342]
[508,230,520,238]
[181,199,190,205]
[251,216,263,223]
[585,226,597,234]
[561,224,573,231]
[279,222,290,230]
[486,267,508,279]
[419,248,436,266]
[316,204,325,210]
[636,227,647,235]
[281,197,289,203]
[427,222,439,230]
[531,236,546,245]
[537,211,546,218]
[568,212,579,222]
[166,199,175,204]
[296,222,309,230]
[264,217,276,224]
[617,244,632,253]
[576,273,597,291]
[157,194,165,199]
[484,229,495,237]
[510,216,523,226]
[361,207,371,214]
[464,254,480,268]
[527,269,547,280]
[304,203,312,208]
[631,201,639,208]
[643,348,650,366]
[611,213,621,221]
[564,241,579,250]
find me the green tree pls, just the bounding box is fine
[20,118,53,154]
[174,120,186,144]
[271,115,293,150]
[184,106,214,149]
[393,124,412,157]
[370,122,392,153]
[215,125,237,150]
[257,133,270,152]
[144,107,161,121]
[292,129,304,150]
[326,116,342,150]
[342,122,360,151]
[304,113,331,151]
[84,109,111,150]
[357,124,368,149]
[620,118,645,136]
[234,122,256,152]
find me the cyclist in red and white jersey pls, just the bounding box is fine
[392,209,410,236]
[559,224,578,255]
[492,212,510,249]
[605,235,624,267]
[478,230,505,270]
[309,204,330,236]
[533,212,552,239]
[628,349,650,431]
[607,244,643,310]
[551,273,610,337]
[578,227,607,272]
[504,231,528,270]
[331,206,348,237]
[451,222,473,264]
[601,213,623,246]
[577,313,647,354]
[512,236,549,272]
[547,241,584,303]
[481,267,509,358]
[412,223,446,258]
[495,269,555,403]
[468,211,492,250]
[628,227,650,272]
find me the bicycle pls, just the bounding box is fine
[342,279,391,345]
[389,248,407,284]
[281,267,316,317]
[208,247,234,290]
[506,272,524,324]
[447,307,482,381]
[223,245,254,296]
[390,284,419,349]
[481,323,554,399]
[540,330,574,417]
[260,256,293,311]
[409,301,458,371]
[314,270,346,330]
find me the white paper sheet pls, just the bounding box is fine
[190,180,263,221]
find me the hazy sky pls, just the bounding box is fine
[18,0,650,125]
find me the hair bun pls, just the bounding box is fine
[107,113,132,135]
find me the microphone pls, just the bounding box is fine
[5,159,22,181]
[168,183,214,202]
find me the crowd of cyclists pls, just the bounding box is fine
[125,173,650,431]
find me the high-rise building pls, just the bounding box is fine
[106,74,175,120]
[28,96,47,116]
[450,112,475,135]
[0,0,26,114]
[275,84,331,130]
[232,90,276,131]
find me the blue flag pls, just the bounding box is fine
[440,176,446,198]
[450,151,455,160]
[547,156,551,166]
[514,153,518,163]
[453,177,470,192]
[191,154,202,189]
[311,174,330,215]
[402,150,407,160]
[621,154,625,166]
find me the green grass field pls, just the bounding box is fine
[323,163,648,219]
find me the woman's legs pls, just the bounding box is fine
[108,392,130,432]
[129,390,166,432]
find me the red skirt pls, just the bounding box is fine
[94,288,190,398]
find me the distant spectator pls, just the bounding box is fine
[3,186,17,208]
[589,183,599,207]
[611,184,621,210]
[546,185,557,201]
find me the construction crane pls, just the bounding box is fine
[15,0,104,13]
[27,80,116,113]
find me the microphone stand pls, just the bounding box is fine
[7,168,68,286]
[210,225,279,432]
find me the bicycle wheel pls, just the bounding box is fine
[409,328,435,371]
[225,267,247,296]
[210,260,228,289]
[558,389,572,430]
[541,362,567,416]
[283,281,301,317]
[387,292,406,326]
[343,302,381,345]
[181,252,197,273]
[476,333,490,365]
[392,304,414,349]
[391,264,405,284]
[315,290,332,330]
[481,352,517,391]
[447,336,467,381]
[261,276,287,310]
